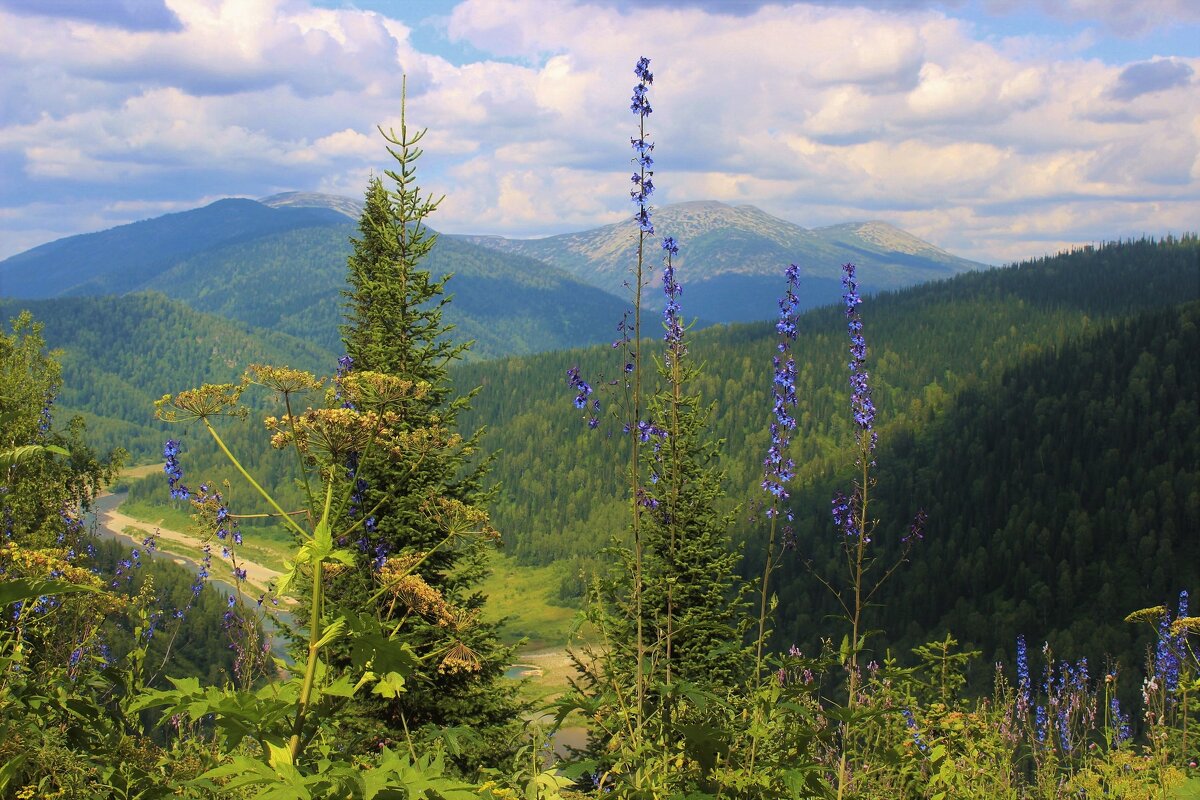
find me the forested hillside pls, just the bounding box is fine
[773,299,1199,676]
[0,293,334,458]
[144,222,633,359]
[447,234,1200,681]
[0,198,346,297]
[456,236,1197,560]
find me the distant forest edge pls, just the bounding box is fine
[6,235,1198,677]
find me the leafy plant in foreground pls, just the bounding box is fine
[139,366,497,796]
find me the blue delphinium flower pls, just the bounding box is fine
[38,385,56,436]
[841,263,876,455]
[630,57,655,234]
[762,264,801,513]
[901,708,928,752]
[1109,689,1131,745]
[902,509,928,544]
[1016,635,1031,718]
[661,237,685,362]
[830,490,858,538]
[565,366,599,428]
[163,439,190,500]
[1156,607,1181,697]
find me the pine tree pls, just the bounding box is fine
[330,90,522,764]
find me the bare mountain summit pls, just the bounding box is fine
[259,191,363,220]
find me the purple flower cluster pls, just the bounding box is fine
[661,237,685,362]
[38,385,56,436]
[1109,687,1131,745]
[762,264,801,511]
[1154,589,1188,699]
[831,490,864,541]
[110,547,142,587]
[630,57,655,234]
[566,365,601,428]
[901,708,928,753]
[1013,641,1098,753]
[841,263,877,455]
[636,420,668,447]
[192,543,212,599]
[1016,634,1031,717]
[335,354,354,408]
[163,439,190,500]
[631,57,653,116]
[902,509,928,544]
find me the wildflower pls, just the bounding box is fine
[841,263,877,456]
[163,439,190,500]
[631,56,653,116]
[902,509,927,544]
[630,57,655,234]
[1015,635,1031,717]
[244,364,324,395]
[1156,606,1181,697]
[38,387,55,436]
[831,490,863,540]
[379,555,455,627]
[156,383,245,422]
[762,264,801,505]
[1110,693,1131,745]
[901,708,928,753]
[566,366,593,410]
[662,237,685,362]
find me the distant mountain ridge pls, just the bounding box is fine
[0,199,347,298]
[0,194,632,361]
[0,192,989,339]
[458,200,987,321]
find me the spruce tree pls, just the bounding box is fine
[331,92,521,764]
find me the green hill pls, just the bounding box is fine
[772,299,1199,678]
[15,235,1197,678]
[0,292,335,458]
[143,221,633,360]
[0,198,346,297]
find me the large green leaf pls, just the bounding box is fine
[0,577,99,607]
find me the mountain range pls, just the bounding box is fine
[0,193,988,356]
[462,200,985,320]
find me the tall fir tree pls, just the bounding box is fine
[330,90,522,765]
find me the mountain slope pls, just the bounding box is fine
[445,234,1198,679]
[0,199,347,298]
[460,200,987,321]
[774,299,1200,676]
[452,235,1199,563]
[142,221,633,360]
[0,193,631,360]
[0,292,334,458]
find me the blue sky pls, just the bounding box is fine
[0,0,1196,264]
